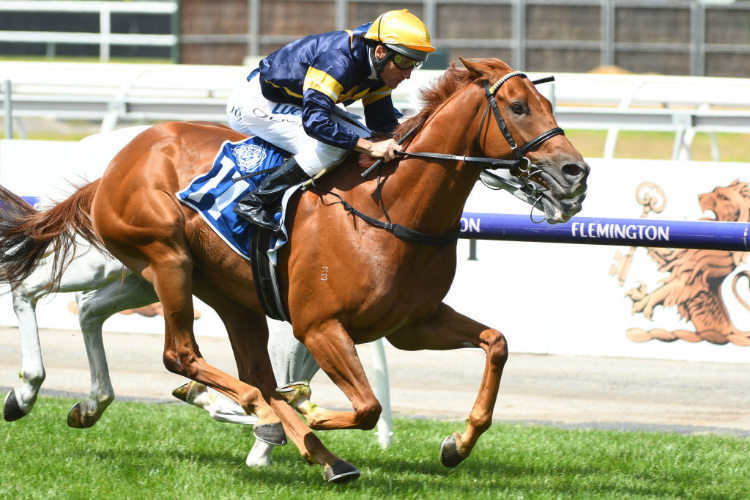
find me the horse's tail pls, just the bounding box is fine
[0,180,105,291]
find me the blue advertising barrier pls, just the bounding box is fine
[459,213,750,251]
[21,196,39,207]
[17,196,749,252]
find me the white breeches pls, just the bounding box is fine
[227,76,371,177]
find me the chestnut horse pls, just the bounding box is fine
[0,58,589,482]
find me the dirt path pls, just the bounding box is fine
[2,327,749,436]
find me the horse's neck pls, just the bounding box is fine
[379,91,483,235]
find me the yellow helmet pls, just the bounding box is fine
[364,9,435,62]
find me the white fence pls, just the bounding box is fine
[2,61,750,160]
[0,1,178,62]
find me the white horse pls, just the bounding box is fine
[1,126,327,466]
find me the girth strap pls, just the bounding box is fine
[250,227,290,322]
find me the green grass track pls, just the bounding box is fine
[2,397,749,499]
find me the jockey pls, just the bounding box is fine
[227,9,435,232]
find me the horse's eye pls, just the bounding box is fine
[510,103,525,115]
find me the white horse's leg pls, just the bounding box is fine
[5,244,120,422]
[4,285,46,421]
[268,322,322,388]
[67,273,157,428]
[172,380,257,424]
[171,383,272,466]
[246,440,276,467]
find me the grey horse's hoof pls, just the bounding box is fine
[324,459,361,484]
[67,402,84,428]
[254,422,287,446]
[3,391,28,422]
[171,382,192,402]
[67,402,101,429]
[276,381,311,410]
[440,433,466,468]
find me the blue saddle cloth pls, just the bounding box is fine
[176,136,289,260]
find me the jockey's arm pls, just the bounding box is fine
[302,90,402,162]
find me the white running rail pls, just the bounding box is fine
[2,61,750,160]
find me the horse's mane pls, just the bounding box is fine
[359,58,512,169]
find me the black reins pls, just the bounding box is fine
[333,71,564,244]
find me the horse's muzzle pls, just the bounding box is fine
[535,159,590,223]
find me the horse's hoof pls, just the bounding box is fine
[3,391,28,422]
[254,422,287,446]
[276,381,311,410]
[67,402,87,428]
[171,382,192,402]
[67,402,103,429]
[440,433,466,468]
[172,381,207,404]
[324,459,361,484]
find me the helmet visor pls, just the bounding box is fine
[385,43,430,63]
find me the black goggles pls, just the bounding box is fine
[390,52,422,70]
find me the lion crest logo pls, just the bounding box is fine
[232,143,266,172]
[620,180,750,346]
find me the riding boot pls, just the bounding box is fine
[233,157,310,232]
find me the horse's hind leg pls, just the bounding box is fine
[100,225,284,444]
[5,287,46,421]
[67,275,158,428]
[386,302,508,468]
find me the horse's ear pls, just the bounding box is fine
[458,56,489,79]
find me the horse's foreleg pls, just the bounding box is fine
[295,321,382,431]
[5,287,46,421]
[386,302,508,468]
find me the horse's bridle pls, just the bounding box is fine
[478,72,564,168]
[361,72,564,204]
[330,71,566,245]
[475,72,564,197]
